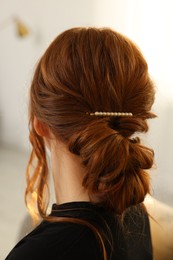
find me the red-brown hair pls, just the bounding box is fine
[26,27,155,258]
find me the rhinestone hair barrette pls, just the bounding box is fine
[87,112,133,117]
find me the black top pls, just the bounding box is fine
[6,202,153,260]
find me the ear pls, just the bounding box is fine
[33,116,49,137]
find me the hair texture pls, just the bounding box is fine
[26,27,155,259]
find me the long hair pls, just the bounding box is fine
[26,27,155,259]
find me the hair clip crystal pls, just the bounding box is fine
[87,112,133,116]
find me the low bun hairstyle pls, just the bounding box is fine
[26,27,155,221]
[69,118,153,214]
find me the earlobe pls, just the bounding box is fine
[33,116,48,137]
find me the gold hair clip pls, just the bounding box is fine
[87,112,133,117]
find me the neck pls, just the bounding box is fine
[50,140,90,205]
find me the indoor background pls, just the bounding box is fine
[0,0,173,259]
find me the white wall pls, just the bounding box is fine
[0,0,96,149]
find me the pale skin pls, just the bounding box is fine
[49,141,90,205]
[34,117,90,205]
[34,117,173,260]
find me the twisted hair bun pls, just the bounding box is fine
[69,116,154,214]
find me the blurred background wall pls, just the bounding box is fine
[0,0,173,258]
